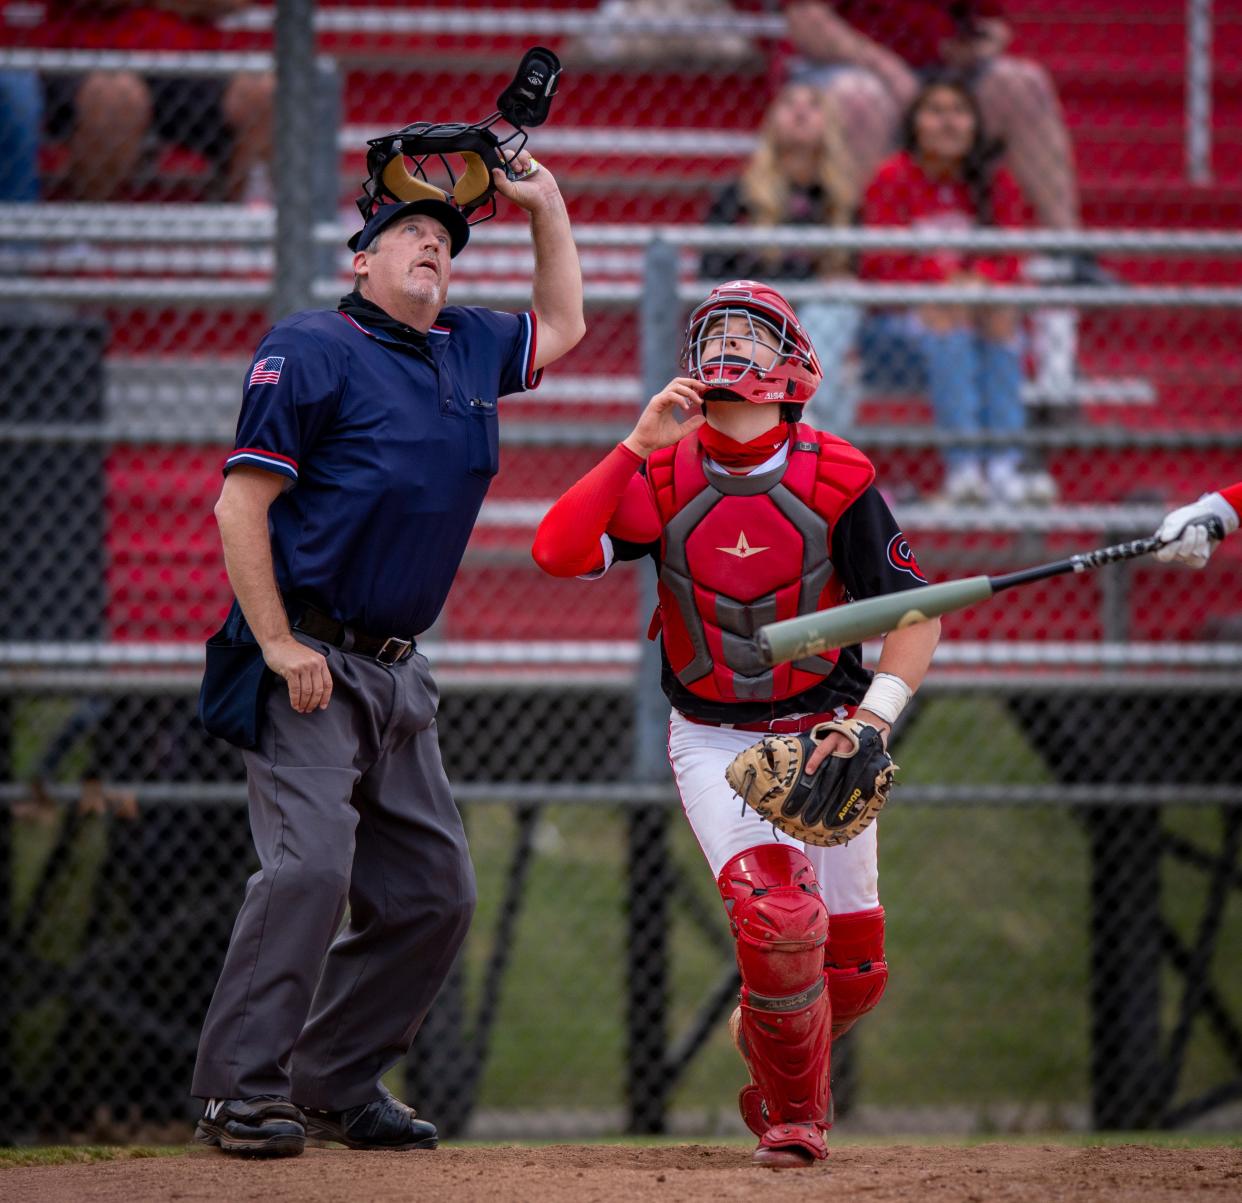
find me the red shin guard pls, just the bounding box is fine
[826,906,889,1038]
[718,845,833,1163]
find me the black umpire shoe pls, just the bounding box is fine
[301,1086,438,1151]
[194,1095,306,1158]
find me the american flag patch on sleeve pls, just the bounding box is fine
[248,356,285,386]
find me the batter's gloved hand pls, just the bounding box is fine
[1154,492,1238,569]
[725,718,897,848]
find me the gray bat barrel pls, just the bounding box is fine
[757,576,995,667]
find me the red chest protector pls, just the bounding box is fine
[647,424,875,705]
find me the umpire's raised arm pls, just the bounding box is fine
[492,149,586,370]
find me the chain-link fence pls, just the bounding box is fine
[1,0,1241,1146]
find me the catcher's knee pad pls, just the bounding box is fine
[826,905,889,1038]
[719,845,832,1129]
[718,844,828,996]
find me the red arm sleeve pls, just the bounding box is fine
[1220,481,1242,518]
[860,158,949,284]
[532,443,653,577]
[971,169,1025,283]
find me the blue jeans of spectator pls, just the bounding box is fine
[860,312,1024,471]
[798,300,861,437]
[0,71,42,201]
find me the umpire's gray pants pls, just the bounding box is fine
[191,635,475,1109]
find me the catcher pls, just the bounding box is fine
[532,281,940,1166]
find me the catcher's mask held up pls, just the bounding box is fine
[682,280,823,405]
[724,718,898,847]
[352,46,562,238]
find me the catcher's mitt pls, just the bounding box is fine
[725,718,897,847]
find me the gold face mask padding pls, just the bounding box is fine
[380,150,493,210]
[451,152,492,207]
[380,156,449,204]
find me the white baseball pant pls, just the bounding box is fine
[668,709,880,913]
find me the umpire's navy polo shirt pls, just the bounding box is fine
[224,303,541,636]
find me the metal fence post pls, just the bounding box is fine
[1087,552,1163,1128]
[313,56,344,287]
[272,0,318,320]
[1186,0,1213,185]
[625,238,680,1134]
[0,718,11,1145]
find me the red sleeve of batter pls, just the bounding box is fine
[532,443,655,577]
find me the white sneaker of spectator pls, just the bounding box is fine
[1021,468,1060,505]
[985,456,1029,506]
[1026,257,1078,404]
[943,460,988,505]
[1032,310,1077,403]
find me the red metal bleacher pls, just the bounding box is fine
[90,3,1241,655]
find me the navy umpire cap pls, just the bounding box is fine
[349,199,470,257]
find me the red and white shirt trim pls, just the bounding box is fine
[224,447,299,481]
[521,310,543,390]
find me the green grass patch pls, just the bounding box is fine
[7,695,1241,1133]
[0,1145,183,1168]
[455,696,1242,1122]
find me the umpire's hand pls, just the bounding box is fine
[263,637,334,713]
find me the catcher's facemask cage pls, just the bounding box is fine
[354,47,561,230]
[682,282,824,405]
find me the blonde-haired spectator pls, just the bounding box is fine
[702,81,861,434]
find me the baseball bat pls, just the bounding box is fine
[757,518,1225,668]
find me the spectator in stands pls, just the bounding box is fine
[702,81,861,433]
[859,75,1055,505]
[785,1,1093,395]
[784,1,1079,233]
[0,70,41,200]
[42,0,273,203]
[574,0,754,68]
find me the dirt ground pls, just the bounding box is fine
[5,1142,1242,1203]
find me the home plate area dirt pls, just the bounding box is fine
[7,1141,1242,1203]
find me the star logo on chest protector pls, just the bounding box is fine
[718,531,769,559]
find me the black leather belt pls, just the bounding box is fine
[293,604,416,665]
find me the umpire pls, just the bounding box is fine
[192,148,584,1157]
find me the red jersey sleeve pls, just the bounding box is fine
[971,168,1026,284]
[532,443,656,577]
[860,155,950,284]
[1220,481,1242,518]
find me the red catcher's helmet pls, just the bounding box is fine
[681,280,823,405]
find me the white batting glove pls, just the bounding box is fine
[1153,492,1239,569]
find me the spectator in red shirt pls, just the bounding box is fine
[859,76,1055,504]
[784,1,1080,237]
[701,81,862,434]
[787,1,1092,405]
[42,0,273,202]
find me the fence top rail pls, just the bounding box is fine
[5,277,1238,310]
[0,48,276,74]
[7,207,1242,256]
[221,6,789,39]
[3,781,1238,810]
[0,640,1239,670]
[478,500,1183,534]
[466,225,1242,256]
[11,420,1236,453]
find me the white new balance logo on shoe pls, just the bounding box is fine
[204,1099,226,1120]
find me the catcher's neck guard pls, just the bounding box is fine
[355,46,561,228]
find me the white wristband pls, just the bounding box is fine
[859,672,913,726]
